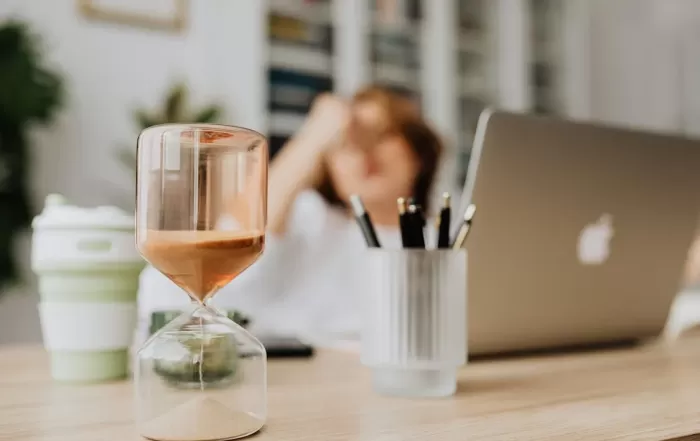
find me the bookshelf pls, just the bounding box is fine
[368,0,423,101]
[262,0,591,190]
[451,0,591,187]
[455,0,493,186]
[266,0,334,158]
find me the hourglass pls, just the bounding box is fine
[134,124,268,441]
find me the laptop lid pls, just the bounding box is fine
[459,110,700,355]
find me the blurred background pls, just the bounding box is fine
[2,0,700,344]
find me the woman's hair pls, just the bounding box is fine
[316,86,443,211]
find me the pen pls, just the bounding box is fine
[407,203,426,249]
[397,197,412,248]
[407,198,426,229]
[415,204,427,248]
[350,194,381,248]
[452,204,476,249]
[416,204,426,228]
[437,192,451,249]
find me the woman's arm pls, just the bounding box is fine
[266,137,324,235]
[267,94,349,235]
[685,235,700,287]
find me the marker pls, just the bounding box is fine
[350,194,381,248]
[407,203,426,249]
[397,197,412,248]
[437,192,451,249]
[452,204,476,249]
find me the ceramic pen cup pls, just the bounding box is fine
[361,249,467,397]
[31,195,144,382]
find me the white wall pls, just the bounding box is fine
[677,4,700,138]
[422,0,460,202]
[0,0,265,343]
[332,0,368,96]
[588,0,689,134]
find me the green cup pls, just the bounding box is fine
[32,195,145,383]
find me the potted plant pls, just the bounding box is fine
[116,83,222,173]
[0,21,63,292]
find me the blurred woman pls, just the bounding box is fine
[139,86,443,344]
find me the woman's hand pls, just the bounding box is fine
[266,94,349,235]
[295,94,350,158]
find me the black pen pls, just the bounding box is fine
[407,198,426,229]
[407,203,426,249]
[350,194,381,248]
[452,204,476,249]
[397,197,412,248]
[437,192,451,249]
[416,204,426,228]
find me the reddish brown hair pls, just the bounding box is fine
[316,86,443,211]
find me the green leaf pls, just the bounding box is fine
[115,147,137,171]
[193,105,221,123]
[164,83,187,122]
[134,109,159,129]
[0,22,63,125]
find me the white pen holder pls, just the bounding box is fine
[361,249,467,397]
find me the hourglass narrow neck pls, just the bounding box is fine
[180,300,229,321]
[187,291,215,306]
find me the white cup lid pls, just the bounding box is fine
[32,194,134,231]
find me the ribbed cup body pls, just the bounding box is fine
[361,249,467,396]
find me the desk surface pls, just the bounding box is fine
[2,338,700,441]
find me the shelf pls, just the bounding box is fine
[459,77,489,99]
[370,16,421,37]
[268,0,332,25]
[268,44,333,76]
[372,63,420,89]
[457,31,487,55]
[268,112,306,137]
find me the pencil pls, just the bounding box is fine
[451,204,476,249]
[350,194,381,248]
[437,192,451,249]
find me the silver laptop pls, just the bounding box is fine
[458,110,700,356]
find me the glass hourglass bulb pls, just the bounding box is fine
[134,124,268,441]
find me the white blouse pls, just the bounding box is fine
[137,191,403,345]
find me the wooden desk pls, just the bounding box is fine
[2,337,700,441]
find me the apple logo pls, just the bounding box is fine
[577,214,614,265]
